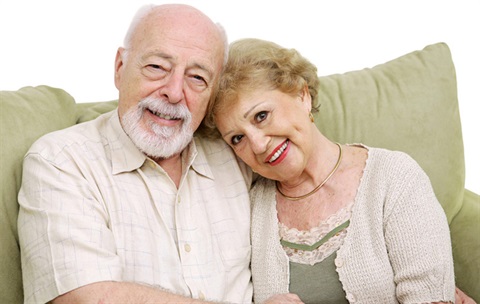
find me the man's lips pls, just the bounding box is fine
[147,108,181,121]
[146,108,182,126]
[265,139,290,166]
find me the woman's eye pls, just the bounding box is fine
[231,135,244,145]
[255,111,268,123]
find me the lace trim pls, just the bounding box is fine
[279,202,353,265]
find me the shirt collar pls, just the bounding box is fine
[106,110,214,180]
[107,110,146,174]
[189,136,214,180]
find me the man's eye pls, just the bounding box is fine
[191,74,207,86]
[143,64,169,80]
[231,135,243,145]
[148,64,163,70]
[255,111,268,123]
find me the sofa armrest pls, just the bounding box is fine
[0,86,77,303]
[450,189,480,302]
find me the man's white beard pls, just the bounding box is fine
[121,96,193,159]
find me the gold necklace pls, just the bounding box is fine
[276,142,343,201]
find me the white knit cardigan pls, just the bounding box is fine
[250,147,455,304]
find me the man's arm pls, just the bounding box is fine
[52,281,213,304]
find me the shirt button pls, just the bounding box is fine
[198,291,205,300]
[335,257,344,267]
[184,244,191,252]
[177,196,181,204]
[149,161,156,169]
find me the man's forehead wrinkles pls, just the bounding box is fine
[142,51,172,60]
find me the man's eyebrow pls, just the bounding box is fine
[190,62,213,80]
[142,52,213,79]
[142,51,172,60]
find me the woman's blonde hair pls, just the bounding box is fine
[202,38,320,138]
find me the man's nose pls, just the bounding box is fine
[160,72,184,104]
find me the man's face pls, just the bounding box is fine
[114,10,224,159]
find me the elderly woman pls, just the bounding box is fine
[204,38,475,304]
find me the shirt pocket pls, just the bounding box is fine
[219,245,252,268]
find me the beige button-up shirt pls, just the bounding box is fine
[18,110,253,304]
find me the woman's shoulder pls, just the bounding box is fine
[351,144,431,198]
[358,144,424,175]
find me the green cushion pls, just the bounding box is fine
[0,86,77,303]
[450,189,480,301]
[314,43,463,223]
[1,44,473,302]
[76,100,118,123]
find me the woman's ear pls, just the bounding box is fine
[300,84,312,113]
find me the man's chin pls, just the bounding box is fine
[122,108,194,159]
[140,131,193,159]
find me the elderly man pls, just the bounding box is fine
[18,4,252,303]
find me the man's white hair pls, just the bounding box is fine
[122,4,229,66]
[123,4,155,50]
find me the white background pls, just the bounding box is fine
[1,0,478,193]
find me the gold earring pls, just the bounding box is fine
[309,112,314,122]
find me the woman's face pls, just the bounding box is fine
[215,88,314,182]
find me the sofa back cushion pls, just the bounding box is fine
[0,43,464,303]
[0,86,77,303]
[76,100,118,123]
[314,42,464,222]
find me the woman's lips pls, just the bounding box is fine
[265,139,290,166]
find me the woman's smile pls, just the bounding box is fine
[266,139,290,166]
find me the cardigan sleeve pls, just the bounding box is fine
[383,153,455,303]
[250,178,290,303]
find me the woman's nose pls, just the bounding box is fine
[249,132,269,155]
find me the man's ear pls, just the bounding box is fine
[114,47,126,89]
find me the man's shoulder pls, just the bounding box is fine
[193,135,253,184]
[194,136,234,157]
[27,111,115,157]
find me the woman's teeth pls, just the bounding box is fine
[269,140,288,163]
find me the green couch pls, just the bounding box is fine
[1,42,478,303]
